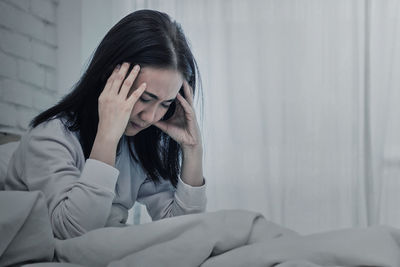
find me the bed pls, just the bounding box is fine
[2,134,400,267]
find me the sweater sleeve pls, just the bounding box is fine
[12,121,119,239]
[136,175,207,221]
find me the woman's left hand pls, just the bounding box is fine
[154,80,202,151]
[155,80,204,187]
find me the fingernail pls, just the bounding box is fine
[142,83,147,88]
[134,65,140,71]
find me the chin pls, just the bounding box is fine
[124,128,140,137]
[125,120,153,136]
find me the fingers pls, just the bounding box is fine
[103,64,121,93]
[128,82,147,104]
[182,80,194,106]
[176,92,193,116]
[102,62,146,108]
[119,64,140,98]
[110,62,131,95]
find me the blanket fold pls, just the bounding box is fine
[0,191,54,266]
[2,190,400,267]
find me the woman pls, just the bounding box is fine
[5,9,206,240]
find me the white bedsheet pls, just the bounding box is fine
[2,190,400,267]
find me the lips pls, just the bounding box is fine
[130,121,146,128]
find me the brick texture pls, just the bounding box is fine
[0,0,59,134]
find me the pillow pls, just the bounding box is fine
[0,141,20,190]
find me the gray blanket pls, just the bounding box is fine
[2,191,400,267]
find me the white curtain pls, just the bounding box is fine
[370,1,400,226]
[77,0,400,234]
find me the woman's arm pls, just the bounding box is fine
[5,119,120,239]
[5,63,147,239]
[91,63,146,167]
[136,175,207,220]
[89,132,118,167]
[141,80,207,219]
[181,145,204,187]
[154,80,205,187]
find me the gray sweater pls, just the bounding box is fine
[5,118,207,239]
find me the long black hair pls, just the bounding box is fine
[30,10,202,187]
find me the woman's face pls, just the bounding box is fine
[124,67,183,136]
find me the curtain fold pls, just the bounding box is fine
[114,0,400,233]
[371,0,400,226]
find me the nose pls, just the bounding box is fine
[139,105,158,124]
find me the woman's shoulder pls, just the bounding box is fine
[26,116,78,141]
[7,117,84,183]
[19,116,82,154]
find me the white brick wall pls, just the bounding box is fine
[0,102,17,127]
[31,0,57,24]
[0,0,59,135]
[18,60,46,87]
[32,40,57,67]
[0,28,31,59]
[0,52,18,79]
[2,79,34,107]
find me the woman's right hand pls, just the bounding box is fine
[97,62,146,143]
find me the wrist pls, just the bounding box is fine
[90,133,119,167]
[95,128,120,146]
[181,143,203,187]
[182,144,203,156]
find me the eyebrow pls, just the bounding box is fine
[144,91,175,102]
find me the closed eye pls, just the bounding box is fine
[141,97,171,108]
[140,97,151,103]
